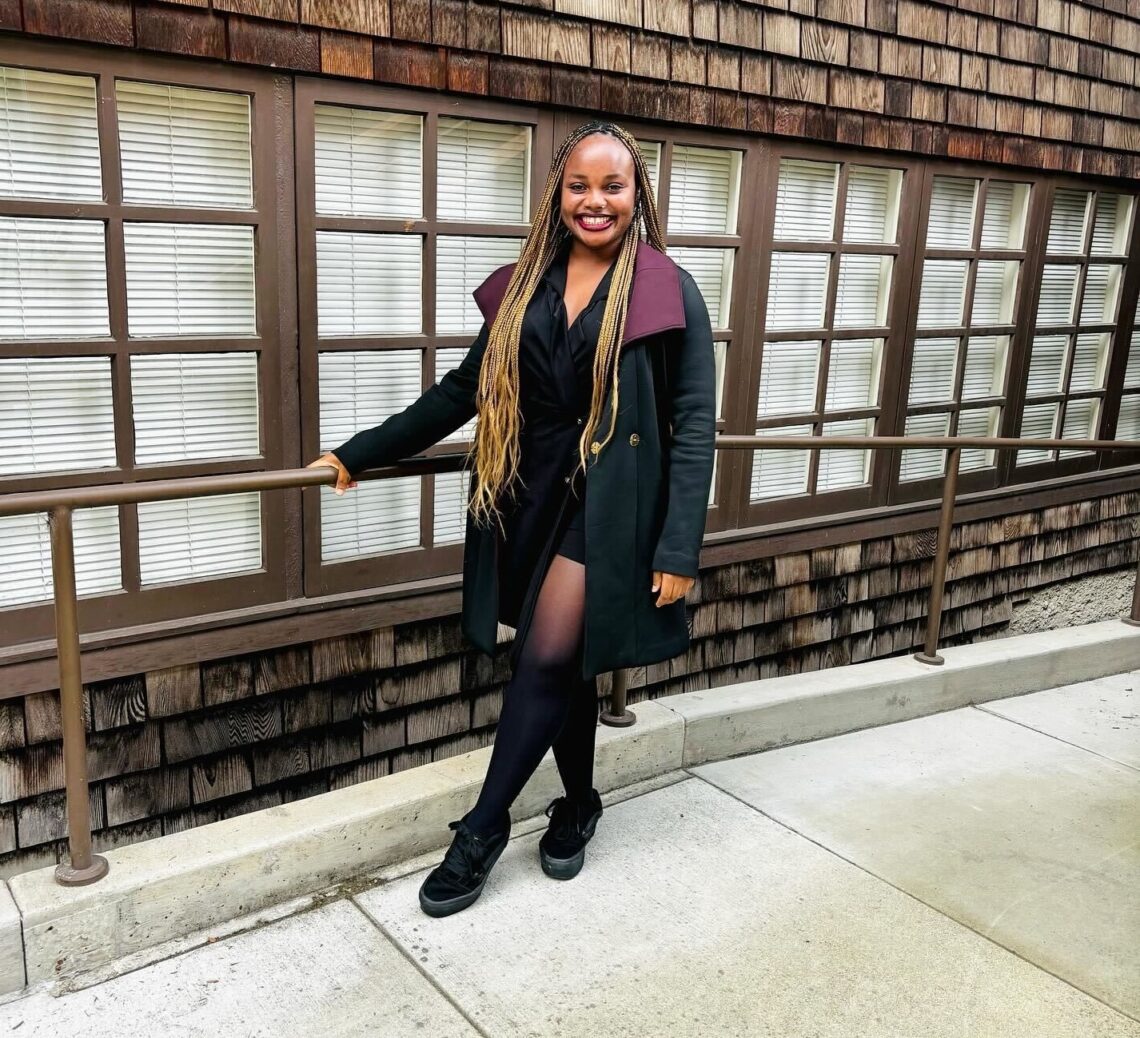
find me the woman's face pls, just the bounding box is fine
[559,133,637,257]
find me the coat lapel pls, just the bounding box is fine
[472,240,686,345]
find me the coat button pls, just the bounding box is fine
[589,441,601,455]
[629,432,640,447]
[563,475,571,483]
[576,416,584,425]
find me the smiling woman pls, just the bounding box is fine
[307,120,716,919]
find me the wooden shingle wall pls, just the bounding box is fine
[0,489,1134,875]
[1,0,1137,180]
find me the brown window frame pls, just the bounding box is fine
[0,38,290,646]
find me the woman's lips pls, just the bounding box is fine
[575,214,615,232]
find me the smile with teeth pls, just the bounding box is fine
[576,214,615,231]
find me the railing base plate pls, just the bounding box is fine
[55,855,109,887]
[600,708,636,727]
[1122,617,1140,628]
[912,651,945,666]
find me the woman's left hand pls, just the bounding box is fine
[652,571,694,607]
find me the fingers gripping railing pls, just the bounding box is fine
[0,435,1134,884]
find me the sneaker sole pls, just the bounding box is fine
[539,813,601,881]
[418,837,509,918]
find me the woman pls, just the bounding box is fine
[309,121,715,918]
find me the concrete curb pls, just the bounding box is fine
[6,619,1139,991]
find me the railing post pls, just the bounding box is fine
[600,668,635,727]
[48,506,109,886]
[914,446,961,666]
[1123,550,1140,627]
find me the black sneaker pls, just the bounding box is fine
[539,789,603,880]
[418,814,511,917]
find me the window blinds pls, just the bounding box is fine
[316,231,422,337]
[1059,398,1098,457]
[900,412,950,480]
[1116,396,1140,440]
[961,336,1006,400]
[1025,335,1067,394]
[0,507,120,607]
[1035,265,1078,325]
[635,139,660,196]
[1,217,109,339]
[916,261,967,328]
[436,346,477,443]
[433,470,469,546]
[927,177,976,249]
[1017,403,1058,464]
[834,254,891,328]
[668,145,740,235]
[1,356,116,473]
[957,407,999,471]
[0,66,101,201]
[1069,333,1108,392]
[750,424,812,501]
[908,338,958,404]
[117,81,252,209]
[131,352,260,464]
[1090,194,1133,256]
[124,222,256,337]
[971,260,1018,325]
[320,477,420,562]
[774,159,837,241]
[436,236,520,334]
[817,417,872,491]
[825,339,881,411]
[667,246,732,329]
[1079,265,1120,325]
[437,117,529,223]
[843,166,901,244]
[138,493,261,585]
[757,341,820,417]
[980,181,1029,250]
[1047,190,1089,254]
[314,104,422,218]
[766,251,829,331]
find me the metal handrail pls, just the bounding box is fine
[2,433,1137,885]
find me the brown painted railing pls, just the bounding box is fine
[1,434,1137,886]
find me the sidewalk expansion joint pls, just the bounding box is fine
[972,704,1140,774]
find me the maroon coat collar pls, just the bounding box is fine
[471,240,686,345]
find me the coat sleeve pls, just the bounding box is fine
[330,324,489,479]
[651,272,716,579]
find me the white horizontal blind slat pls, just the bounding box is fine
[124,222,255,337]
[635,140,660,197]
[132,352,259,464]
[957,407,1000,471]
[1047,189,1089,254]
[766,251,828,331]
[1036,265,1078,325]
[667,247,733,329]
[1069,333,1108,392]
[668,145,740,235]
[774,159,836,241]
[438,118,529,224]
[316,231,421,338]
[757,341,819,418]
[1025,334,1067,395]
[433,470,469,546]
[713,341,727,421]
[1,356,116,473]
[900,412,950,481]
[0,217,109,340]
[0,506,120,607]
[1017,402,1058,464]
[320,478,420,561]
[1079,264,1120,325]
[118,81,252,209]
[1059,398,1098,458]
[750,423,812,501]
[825,338,881,411]
[834,254,891,328]
[1090,193,1132,256]
[315,104,421,218]
[916,260,967,328]
[971,260,1018,325]
[843,166,901,244]
[980,181,1029,250]
[818,417,872,491]
[1124,324,1140,388]
[908,338,958,404]
[0,66,101,201]
[961,336,1007,400]
[436,236,521,334]
[926,176,976,249]
[318,350,422,448]
[138,493,261,585]
[437,346,477,443]
[1116,395,1140,440]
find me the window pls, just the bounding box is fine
[298,83,540,593]
[0,49,282,639]
[1018,187,1134,464]
[899,175,1030,481]
[749,157,904,507]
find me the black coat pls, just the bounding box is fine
[333,241,716,680]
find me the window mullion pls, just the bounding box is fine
[1101,211,1140,441]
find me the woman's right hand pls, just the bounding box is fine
[307,452,356,495]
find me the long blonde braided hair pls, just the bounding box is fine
[468,121,666,530]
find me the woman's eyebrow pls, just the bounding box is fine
[564,170,630,179]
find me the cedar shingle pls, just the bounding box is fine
[922,45,959,87]
[719,2,762,48]
[644,0,689,37]
[946,10,977,50]
[849,30,877,71]
[976,19,999,56]
[708,48,741,90]
[0,1,20,31]
[467,1,501,52]
[391,0,432,40]
[254,646,310,696]
[671,40,707,84]
[448,51,490,93]
[104,767,190,827]
[693,0,717,40]
[17,788,105,848]
[593,25,631,73]
[764,11,801,57]
[774,58,827,104]
[146,664,201,718]
[228,16,320,71]
[407,697,469,744]
[817,0,865,27]
[214,0,297,20]
[87,723,162,782]
[1047,36,1077,74]
[362,715,404,755]
[802,21,848,64]
[191,752,253,804]
[897,0,946,44]
[136,3,227,58]
[202,658,254,708]
[557,0,640,27]
[552,67,601,108]
[829,69,883,112]
[488,57,551,101]
[742,52,773,93]
[433,0,467,47]
[24,0,134,45]
[301,0,388,35]
[688,84,715,124]
[865,0,896,33]
[862,113,891,148]
[0,703,23,753]
[631,33,670,78]
[961,54,987,90]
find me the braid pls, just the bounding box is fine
[468,121,666,531]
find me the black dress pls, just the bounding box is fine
[495,244,616,640]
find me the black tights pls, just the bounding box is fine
[465,553,599,837]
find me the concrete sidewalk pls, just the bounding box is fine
[0,673,1136,1037]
